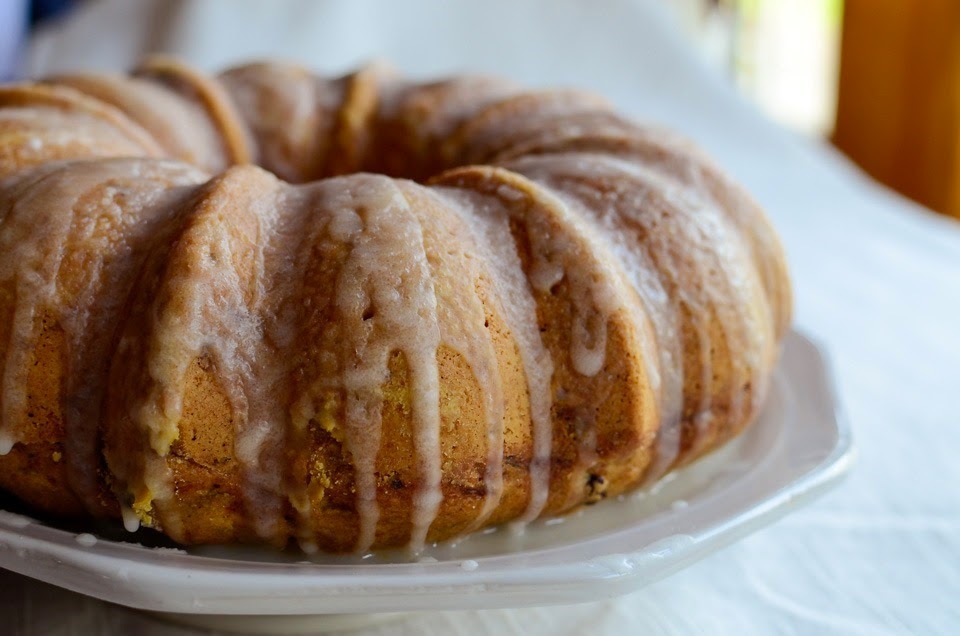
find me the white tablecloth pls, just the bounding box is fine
[6,1,960,633]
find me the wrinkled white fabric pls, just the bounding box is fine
[4,0,959,634]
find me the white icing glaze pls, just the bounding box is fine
[0,170,79,450]
[413,187,506,536]
[0,433,13,455]
[75,532,98,547]
[51,74,232,173]
[121,167,294,541]
[432,183,555,525]
[632,145,775,431]
[309,176,443,553]
[435,167,650,519]
[0,60,788,554]
[0,159,205,514]
[502,154,690,477]
[607,154,768,458]
[506,152,769,476]
[120,503,141,533]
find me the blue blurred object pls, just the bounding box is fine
[0,0,79,80]
[1,0,28,80]
[30,0,76,25]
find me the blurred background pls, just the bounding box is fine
[1,3,958,634]
[673,0,960,222]
[3,0,959,221]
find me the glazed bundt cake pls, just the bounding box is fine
[0,57,791,553]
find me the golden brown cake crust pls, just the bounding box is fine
[0,59,791,553]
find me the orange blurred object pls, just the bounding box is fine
[833,0,960,219]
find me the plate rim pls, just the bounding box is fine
[0,329,854,615]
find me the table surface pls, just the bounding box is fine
[6,1,960,634]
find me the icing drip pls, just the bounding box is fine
[600,127,788,342]
[432,185,555,526]
[519,192,624,382]
[0,170,69,454]
[63,175,203,514]
[120,503,141,532]
[317,176,443,553]
[434,166,646,521]
[462,187,557,522]
[231,182,300,541]
[508,152,765,476]
[637,148,775,424]
[606,155,766,459]
[501,181,651,506]
[512,124,785,365]
[0,160,204,518]
[409,187,506,536]
[502,154,690,476]
[126,167,294,541]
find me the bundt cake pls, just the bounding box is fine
[0,57,791,553]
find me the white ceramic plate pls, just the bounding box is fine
[0,330,851,620]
